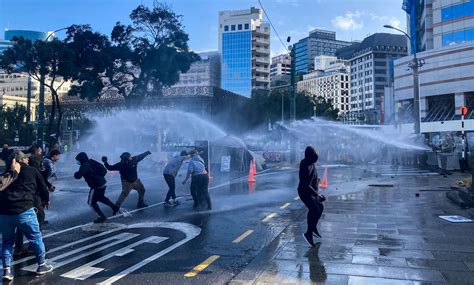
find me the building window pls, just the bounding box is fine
[224,25,229,32]
[238,24,242,30]
[245,23,249,30]
[231,25,236,31]
[442,1,474,22]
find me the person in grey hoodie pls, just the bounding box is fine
[182,149,211,210]
[163,151,189,206]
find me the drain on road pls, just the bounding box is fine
[368,184,394,187]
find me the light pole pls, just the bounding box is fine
[383,24,423,134]
[37,27,68,149]
[287,36,296,123]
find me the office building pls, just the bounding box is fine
[297,56,350,114]
[294,29,352,73]
[343,33,407,124]
[270,53,291,77]
[171,51,221,89]
[394,0,474,133]
[218,7,270,97]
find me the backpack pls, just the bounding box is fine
[90,159,107,177]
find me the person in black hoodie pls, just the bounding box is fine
[298,146,326,247]
[74,152,119,223]
[102,151,151,210]
[0,151,53,280]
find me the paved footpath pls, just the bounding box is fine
[230,171,474,285]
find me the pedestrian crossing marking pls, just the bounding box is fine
[233,230,254,243]
[262,213,277,223]
[184,255,220,277]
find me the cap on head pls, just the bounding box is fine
[14,151,31,162]
[180,150,188,156]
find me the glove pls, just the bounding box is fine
[101,156,108,163]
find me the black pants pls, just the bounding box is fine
[459,158,470,172]
[298,189,324,234]
[88,186,116,218]
[190,174,211,208]
[163,174,176,202]
[15,196,45,250]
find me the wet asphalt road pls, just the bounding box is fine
[3,165,436,285]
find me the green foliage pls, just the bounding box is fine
[66,3,198,104]
[0,104,35,146]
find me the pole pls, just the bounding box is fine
[26,76,32,122]
[37,73,45,149]
[290,46,296,123]
[412,55,421,134]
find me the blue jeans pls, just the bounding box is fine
[0,208,46,267]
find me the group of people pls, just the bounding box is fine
[0,145,61,281]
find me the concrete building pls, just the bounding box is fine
[171,51,221,88]
[394,0,474,133]
[270,53,291,77]
[297,56,351,114]
[294,29,352,74]
[340,33,407,124]
[218,7,270,97]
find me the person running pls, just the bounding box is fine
[74,152,119,223]
[298,146,325,247]
[102,151,151,210]
[163,151,189,206]
[0,151,53,281]
[182,149,211,210]
[28,145,43,171]
[42,149,61,192]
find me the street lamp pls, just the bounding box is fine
[383,24,423,134]
[37,27,68,149]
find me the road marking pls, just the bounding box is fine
[232,230,254,243]
[62,236,168,280]
[262,212,277,223]
[22,232,139,272]
[97,222,201,285]
[280,202,291,209]
[184,255,220,277]
[294,196,300,201]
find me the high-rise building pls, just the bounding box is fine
[394,0,474,133]
[343,33,407,124]
[294,29,352,74]
[270,53,291,77]
[297,56,351,114]
[219,7,270,97]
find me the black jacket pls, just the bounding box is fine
[1,148,13,162]
[298,146,319,195]
[28,155,43,171]
[74,152,107,189]
[104,151,150,183]
[0,162,49,215]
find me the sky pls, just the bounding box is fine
[0,0,407,57]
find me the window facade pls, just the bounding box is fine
[442,27,474,46]
[442,2,474,22]
[221,31,252,97]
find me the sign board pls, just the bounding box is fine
[220,156,231,172]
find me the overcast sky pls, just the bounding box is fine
[0,0,407,56]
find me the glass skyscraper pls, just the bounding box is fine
[219,7,270,98]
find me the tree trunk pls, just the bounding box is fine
[53,91,63,141]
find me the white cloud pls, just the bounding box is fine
[331,11,364,31]
[275,0,300,7]
[370,14,402,29]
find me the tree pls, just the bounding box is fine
[0,37,75,143]
[66,3,199,104]
[0,104,35,146]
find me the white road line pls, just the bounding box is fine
[114,248,134,257]
[97,222,201,285]
[12,229,122,266]
[22,233,139,272]
[61,236,168,280]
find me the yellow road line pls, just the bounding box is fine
[184,255,220,277]
[262,212,277,223]
[294,196,300,201]
[280,202,291,209]
[232,230,254,243]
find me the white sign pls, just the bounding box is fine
[221,156,231,172]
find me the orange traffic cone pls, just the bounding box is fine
[248,160,256,183]
[319,167,328,188]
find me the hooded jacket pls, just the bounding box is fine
[0,162,49,215]
[104,151,151,183]
[298,146,319,195]
[74,152,107,189]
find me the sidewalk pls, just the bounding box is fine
[230,173,474,285]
